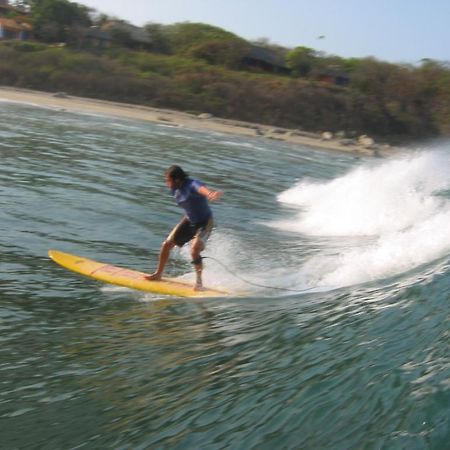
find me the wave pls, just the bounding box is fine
[273,149,450,287]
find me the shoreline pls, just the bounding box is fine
[0,86,397,156]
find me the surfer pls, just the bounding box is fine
[146,165,223,290]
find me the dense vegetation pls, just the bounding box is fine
[2,0,449,142]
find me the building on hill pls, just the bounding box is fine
[242,45,291,75]
[0,17,31,40]
[315,66,350,86]
[82,26,112,49]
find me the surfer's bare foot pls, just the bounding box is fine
[193,283,205,291]
[145,273,162,281]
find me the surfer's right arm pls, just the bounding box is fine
[197,185,223,202]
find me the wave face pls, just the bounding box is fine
[1,99,449,450]
[274,151,450,287]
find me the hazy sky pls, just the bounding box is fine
[79,0,449,63]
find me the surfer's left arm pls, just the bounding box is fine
[197,185,223,202]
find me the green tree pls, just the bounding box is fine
[286,46,317,77]
[143,22,170,54]
[109,26,133,48]
[162,22,243,56]
[416,59,450,134]
[90,11,110,27]
[188,39,249,68]
[31,0,91,42]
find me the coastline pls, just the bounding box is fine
[0,86,396,156]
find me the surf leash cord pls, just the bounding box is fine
[202,256,315,293]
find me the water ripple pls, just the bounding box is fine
[0,101,449,449]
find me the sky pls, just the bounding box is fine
[78,0,450,64]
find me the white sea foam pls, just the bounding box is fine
[178,230,249,293]
[274,149,450,288]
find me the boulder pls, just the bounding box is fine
[321,131,333,141]
[358,134,375,148]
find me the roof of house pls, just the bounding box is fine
[103,21,151,44]
[85,27,111,41]
[245,45,288,68]
[0,17,31,31]
[316,65,349,77]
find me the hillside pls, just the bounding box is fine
[0,1,449,143]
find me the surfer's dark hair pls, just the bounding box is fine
[165,165,188,182]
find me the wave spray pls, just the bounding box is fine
[275,150,450,288]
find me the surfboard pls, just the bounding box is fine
[48,250,227,298]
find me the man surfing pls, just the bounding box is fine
[146,165,223,291]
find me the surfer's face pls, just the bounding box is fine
[165,175,181,190]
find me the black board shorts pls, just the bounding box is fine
[168,217,213,247]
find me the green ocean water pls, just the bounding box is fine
[1,99,449,449]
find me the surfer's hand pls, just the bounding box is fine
[197,186,223,202]
[207,191,223,202]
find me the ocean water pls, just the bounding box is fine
[1,99,449,449]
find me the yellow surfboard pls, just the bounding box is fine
[48,250,227,298]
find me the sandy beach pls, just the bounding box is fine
[0,86,393,155]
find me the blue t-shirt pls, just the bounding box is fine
[171,178,212,224]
